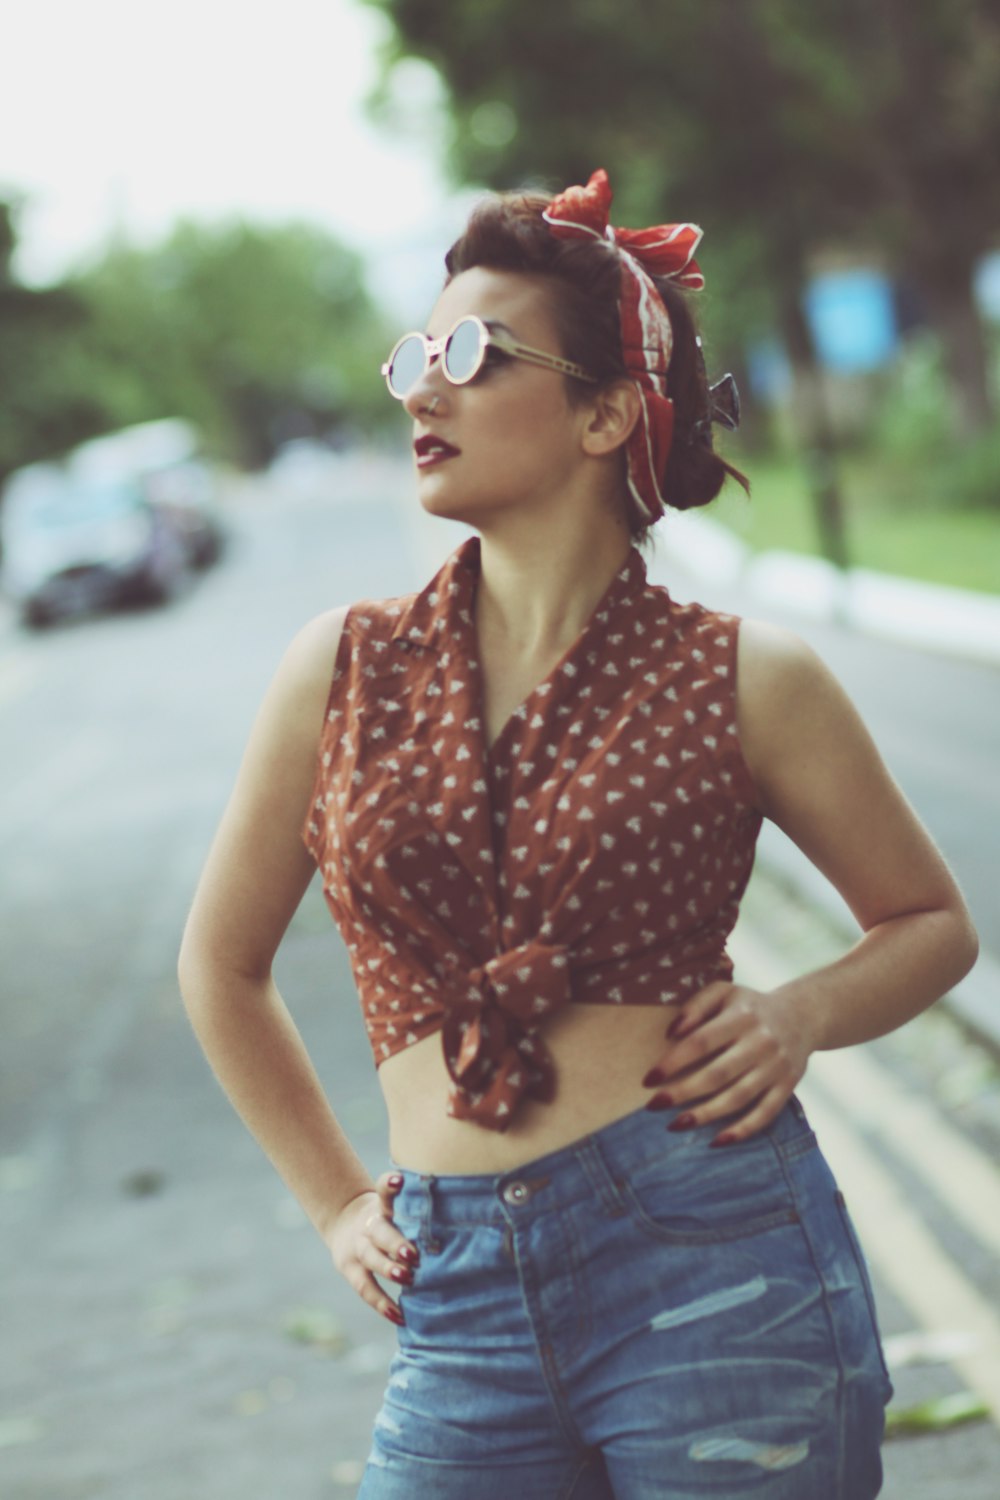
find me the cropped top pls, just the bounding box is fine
[302,535,763,1132]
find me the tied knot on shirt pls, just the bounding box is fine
[443,940,572,1129]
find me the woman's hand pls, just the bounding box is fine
[326,1170,419,1326]
[642,981,815,1146]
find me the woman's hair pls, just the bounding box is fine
[444,191,749,538]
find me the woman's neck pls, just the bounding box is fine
[474,520,634,659]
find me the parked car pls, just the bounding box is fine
[71,420,226,570]
[0,466,189,627]
[0,420,227,627]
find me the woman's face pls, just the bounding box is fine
[401,267,594,528]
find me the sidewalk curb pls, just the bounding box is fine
[653,510,1000,668]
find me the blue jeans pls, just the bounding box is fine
[358,1097,892,1499]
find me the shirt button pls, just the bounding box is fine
[503,1180,530,1206]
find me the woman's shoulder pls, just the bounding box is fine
[735,616,837,709]
[734,616,871,803]
[283,605,351,690]
[253,607,352,750]
[276,585,419,727]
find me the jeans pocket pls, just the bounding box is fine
[620,1131,801,1245]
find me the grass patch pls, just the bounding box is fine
[713,453,1000,595]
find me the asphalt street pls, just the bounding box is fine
[1,463,998,1497]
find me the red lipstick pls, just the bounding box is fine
[414,434,461,468]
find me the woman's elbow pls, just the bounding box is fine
[176,921,257,1008]
[950,906,980,987]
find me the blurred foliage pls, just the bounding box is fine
[858,326,1000,511]
[714,452,1000,592]
[366,0,1000,439]
[872,336,958,461]
[885,1391,991,1436]
[0,202,106,484]
[0,206,393,486]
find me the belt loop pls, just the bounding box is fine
[420,1175,443,1254]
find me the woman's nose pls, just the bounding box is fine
[403,357,449,420]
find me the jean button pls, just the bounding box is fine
[503,1180,530,1206]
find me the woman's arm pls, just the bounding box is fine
[178,607,414,1321]
[643,619,979,1142]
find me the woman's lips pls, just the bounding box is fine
[414,434,461,468]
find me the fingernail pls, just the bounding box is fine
[642,1068,666,1089]
[710,1132,739,1149]
[398,1244,420,1265]
[668,1014,690,1039]
[387,1173,403,1189]
[385,1305,405,1326]
[645,1094,673,1112]
[390,1265,413,1285]
[668,1112,697,1132]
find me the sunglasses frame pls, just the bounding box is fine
[381,314,597,399]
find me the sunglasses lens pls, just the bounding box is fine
[443,318,485,384]
[387,334,428,397]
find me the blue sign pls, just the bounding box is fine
[803,269,899,373]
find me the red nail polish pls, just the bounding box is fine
[398,1245,420,1265]
[387,1173,403,1189]
[668,1112,697,1132]
[642,1068,666,1088]
[390,1265,413,1285]
[386,1305,405,1326]
[645,1094,673,1112]
[668,1013,690,1039]
[710,1132,739,1149]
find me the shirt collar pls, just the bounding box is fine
[391,535,648,652]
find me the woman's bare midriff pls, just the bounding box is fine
[378,1002,690,1175]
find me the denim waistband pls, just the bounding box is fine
[392,1095,815,1230]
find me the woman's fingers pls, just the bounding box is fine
[705,1085,791,1147]
[376,1168,404,1211]
[329,1177,420,1326]
[642,984,808,1139]
[347,1258,406,1325]
[369,1170,421,1268]
[665,982,732,1041]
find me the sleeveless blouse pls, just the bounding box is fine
[302,536,762,1132]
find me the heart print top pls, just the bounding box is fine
[302,536,762,1132]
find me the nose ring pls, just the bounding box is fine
[426,395,440,415]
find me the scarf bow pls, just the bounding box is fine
[543,168,704,288]
[543,168,705,526]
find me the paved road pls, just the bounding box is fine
[1,470,998,1497]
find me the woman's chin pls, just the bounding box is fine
[417,487,479,526]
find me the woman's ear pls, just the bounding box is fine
[580,380,642,457]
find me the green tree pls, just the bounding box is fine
[0,201,105,489]
[0,207,393,494]
[70,219,393,467]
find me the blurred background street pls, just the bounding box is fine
[1,477,998,1498]
[2,0,999,1495]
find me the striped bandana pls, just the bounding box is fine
[542,168,704,526]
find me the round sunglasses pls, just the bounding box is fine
[381,314,597,399]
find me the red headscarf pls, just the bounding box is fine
[543,168,703,526]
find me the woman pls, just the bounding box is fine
[178,170,978,1498]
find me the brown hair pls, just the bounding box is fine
[444,191,749,539]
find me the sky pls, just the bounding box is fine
[0,0,475,318]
